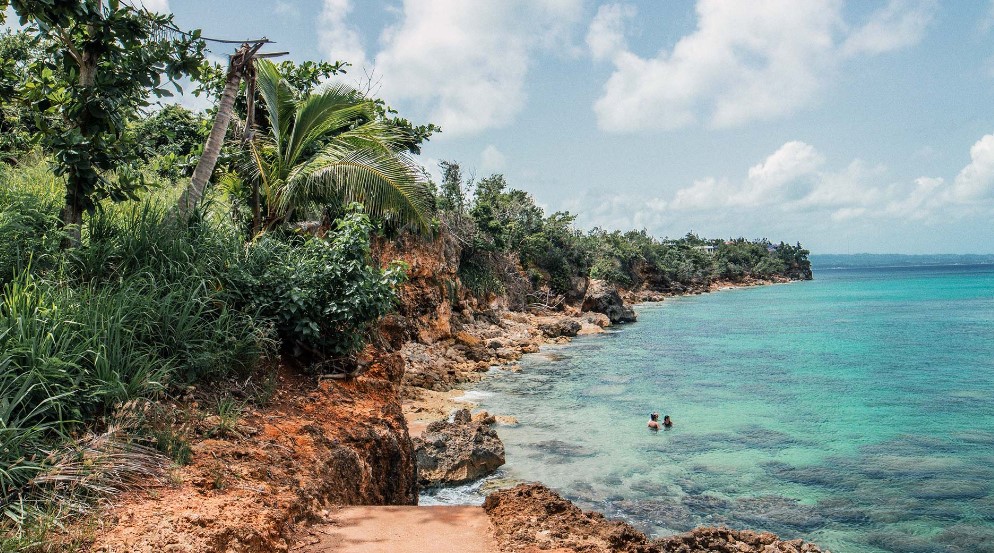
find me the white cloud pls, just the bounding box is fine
[133,0,170,13]
[363,0,583,136]
[586,3,635,62]
[590,0,937,132]
[480,145,507,174]
[608,135,994,237]
[319,0,368,69]
[842,0,936,56]
[945,134,994,203]
[2,7,17,30]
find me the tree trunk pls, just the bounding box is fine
[177,59,243,216]
[61,41,98,248]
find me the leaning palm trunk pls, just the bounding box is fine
[177,43,263,216]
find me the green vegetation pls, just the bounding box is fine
[0,4,437,547]
[244,60,433,234]
[0,3,810,548]
[436,161,812,304]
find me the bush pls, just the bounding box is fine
[230,209,404,361]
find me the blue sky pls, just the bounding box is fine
[11,1,994,253]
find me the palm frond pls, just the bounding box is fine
[282,147,433,235]
[254,59,297,158]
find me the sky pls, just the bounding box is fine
[8,1,994,254]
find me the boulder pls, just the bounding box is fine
[581,280,637,324]
[582,312,612,328]
[413,409,505,487]
[538,318,582,338]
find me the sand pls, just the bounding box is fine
[294,506,498,553]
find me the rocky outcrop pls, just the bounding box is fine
[484,483,659,553]
[373,231,463,346]
[538,317,581,338]
[656,527,827,553]
[582,279,637,324]
[484,484,829,553]
[413,409,505,487]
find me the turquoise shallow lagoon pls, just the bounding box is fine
[425,264,994,553]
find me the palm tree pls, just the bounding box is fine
[248,59,433,234]
[177,42,262,216]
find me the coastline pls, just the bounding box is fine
[401,276,789,434]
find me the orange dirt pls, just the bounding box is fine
[294,506,498,553]
[87,357,416,553]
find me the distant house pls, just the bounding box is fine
[695,245,716,256]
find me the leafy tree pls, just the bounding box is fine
[1,0,204,245]
[246,59,434,234]
[0,30,46,163]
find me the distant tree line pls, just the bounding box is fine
[433,161,812,307]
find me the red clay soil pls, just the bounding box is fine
[86,355,416,553]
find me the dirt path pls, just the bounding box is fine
[294,506,499,553]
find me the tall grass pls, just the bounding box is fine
[0,161,274,543]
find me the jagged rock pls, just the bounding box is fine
[538,318,582,338]
[582,311,612,328]
[454,331,482,347]
[484,483,659,553]
[581,280,637,324]
[413,408,505,487]
[654,527,828,553]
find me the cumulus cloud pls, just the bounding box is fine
[333,0,583,136]
[595,135,994,238]
[945,134,994,203]
[319,0,368,69]
[590,0,937,132]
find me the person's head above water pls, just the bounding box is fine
[662,415,672,426]
[650,412,659,421]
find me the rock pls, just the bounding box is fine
[582,311,612,328]
[538,318,582,338]
[581,280,637,324]
[654,527,828,553]
[455,331,482,347]
[413,408,505,487]
[484,483,658,553]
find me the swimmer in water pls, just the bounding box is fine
[663,415,673,429]
[648,412,661,430]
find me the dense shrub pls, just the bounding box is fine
[230,209,404,361]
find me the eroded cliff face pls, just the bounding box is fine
[89,355,416,553]
[373,231,464,346]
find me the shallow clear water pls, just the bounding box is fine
[423,264,994,553]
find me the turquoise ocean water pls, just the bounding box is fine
[424,264,994,553]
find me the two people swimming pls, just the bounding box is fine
[647,412,672,430]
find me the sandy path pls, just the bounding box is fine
[294,506,499,553]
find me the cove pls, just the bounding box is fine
[430,264,994,553]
